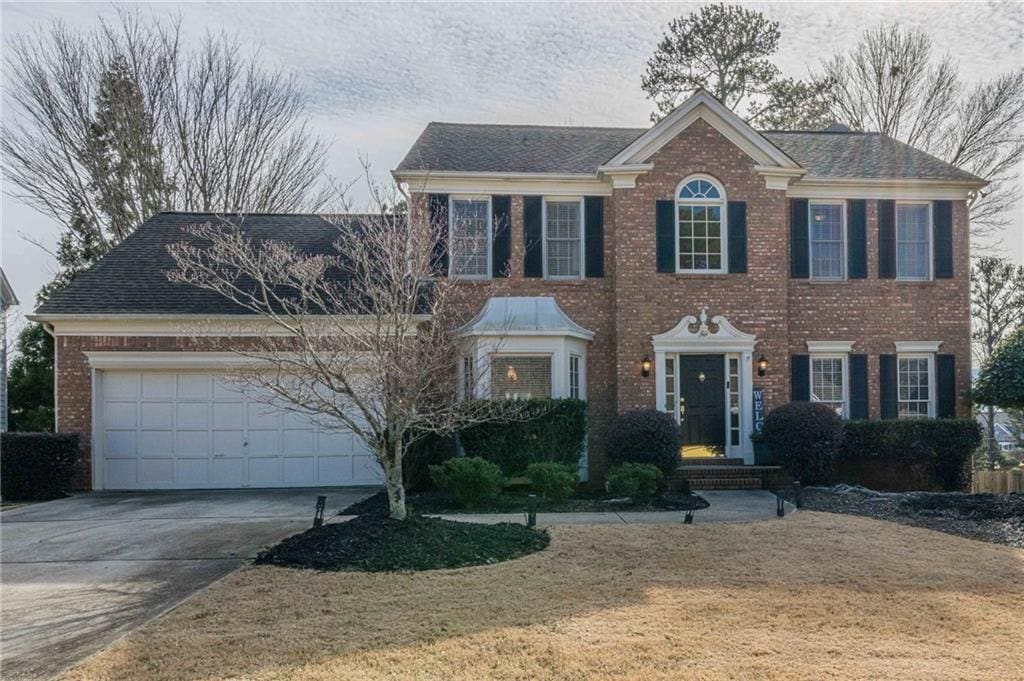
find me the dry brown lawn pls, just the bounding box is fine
[62,512,1024,681]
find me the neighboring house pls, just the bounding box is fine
[1,268,18,432]
[30,90,984,491]
[978,409,1023,456]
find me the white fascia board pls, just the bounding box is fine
[604,91,801,171]
[394,170,612,197]
[787,177,987,200]
[806,340,855,353]
[27,314,431,337]
[894,341,943,353]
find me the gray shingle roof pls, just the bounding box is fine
[396,122,981,183]
[762,131,982,182]
[35,212,369,316]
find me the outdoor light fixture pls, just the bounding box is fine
[757,354,768,377]
[507,365,519,382]
[641,355,652,377]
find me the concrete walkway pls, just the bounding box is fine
[437,490,795,525]
[0,487,373,681]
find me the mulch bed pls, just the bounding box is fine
[343,489,710,516]
[788,485,1024,548]
[254,514,549,572]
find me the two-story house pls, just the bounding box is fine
[31,91,984,490]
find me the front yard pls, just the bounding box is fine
[62,512,1023,681]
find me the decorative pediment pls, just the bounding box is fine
[651,307,756,353]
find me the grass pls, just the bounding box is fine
[255,515,549,572]
[344,489,709,515]
[60,512,1023,681]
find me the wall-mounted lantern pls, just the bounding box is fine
[757,354,768,377]
[641,355,652,377]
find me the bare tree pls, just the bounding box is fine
[2,7,330,259]
[166,171,518,520]
[822,25,1024,241]
[971,257,1024,468]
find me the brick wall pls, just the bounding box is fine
[57,120,972,488]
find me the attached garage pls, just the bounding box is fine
[91,362,383,490]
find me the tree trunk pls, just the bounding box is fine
[381,441,407,520]
[986,404,999,469]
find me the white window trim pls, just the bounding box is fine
[809,353,849,418]
[808,200,847,281]
[895,201,933,282]
[541,196,585,280]
[674,174,728,274]
[448,194,492,280]
[568,353,585,400]
[896,352,936,419]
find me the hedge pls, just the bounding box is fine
[459,399,587,476]
[1,432,80,501]
[838,418,981,492]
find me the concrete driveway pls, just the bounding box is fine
[0,487,374,681]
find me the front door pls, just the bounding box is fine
[678,354,725,449]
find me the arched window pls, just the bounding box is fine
[676,176,726,273]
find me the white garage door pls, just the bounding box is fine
[96,371,383,490]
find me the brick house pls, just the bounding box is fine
[31,91,984,490]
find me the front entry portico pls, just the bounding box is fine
[652,308,758,463]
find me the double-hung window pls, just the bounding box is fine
[897,355,933,418]
[543,198,583,279]
[809,202,845,280]
[449,196,491,278]
[810,355,847,417]
[676,177,726,273]
[896,203,931,281]
[569,355,581,399]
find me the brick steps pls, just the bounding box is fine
[671,464,785,491]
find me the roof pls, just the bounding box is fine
[459,297,594,340]
[0,267,17,308]
[396,122,982,183]
[35,212,371,316]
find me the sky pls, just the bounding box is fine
[2,1,1023,329]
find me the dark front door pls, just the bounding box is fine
[678,354,726,448]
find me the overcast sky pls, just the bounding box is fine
[2,1,1022,324]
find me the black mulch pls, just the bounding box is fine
[343,489,710,517]
[254,514,549,572]
[785,485,1024,548]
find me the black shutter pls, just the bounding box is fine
[879,354,898,419]
[727,201,747,274]
[523,196,543,278]
[790,199,809,278]
[656,199,675,273]
[584,196,604,278]
[847,199,867,279]
[933,200,953,279]
[878,200,896,279]
[790,354,810,401]
[937,354,956,418]
[491,195,511,278]
[848,354,869,420]
[428,194,449,276]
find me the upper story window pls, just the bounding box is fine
[676,176,726,273]
[543,198,584,279]
[449,196,491,278]
[896,202,931,281]
[809,202,845,280]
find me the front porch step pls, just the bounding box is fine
[671,464,786,491]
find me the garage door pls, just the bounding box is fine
[97,371,383,490]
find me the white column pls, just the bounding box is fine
[741,350,754,464]
[654,351,667,413]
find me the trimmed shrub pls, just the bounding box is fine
[1,432,80,501]
[525,462,578,502]
[403,433,457,492]
[429,457,504,509]
[762,402,843,484]
[840,418,980,492]
[459,399,587,476]
[605,463,664,505]
[605,409,682,475]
